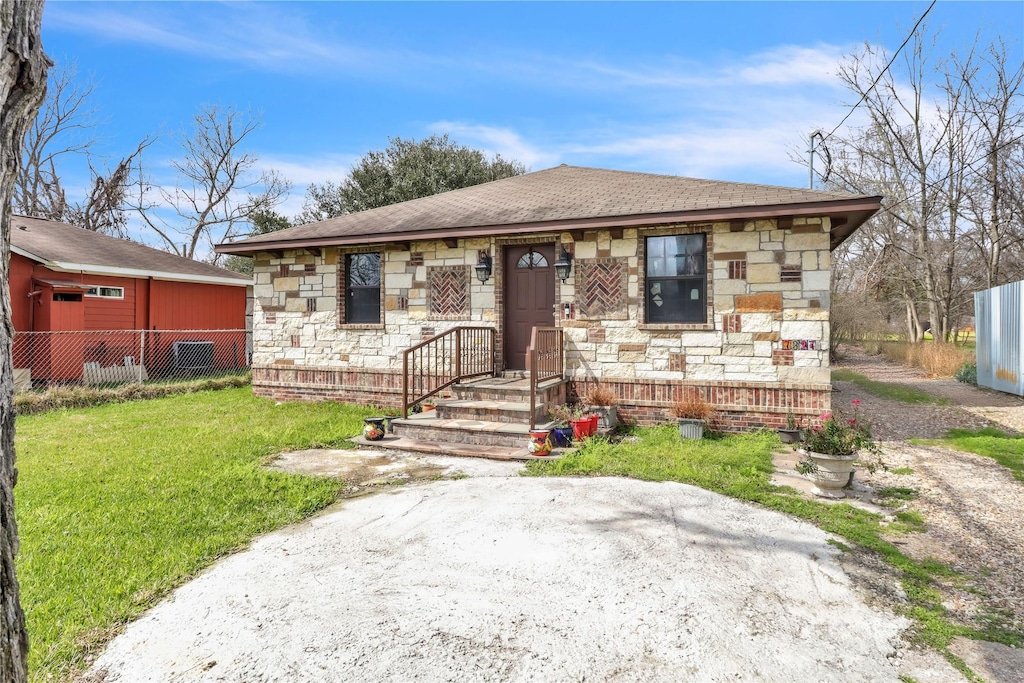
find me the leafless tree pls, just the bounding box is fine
[1,3,50,680]
[12,60,153,236]
[128,104,289,263]
[825,27,1023,342]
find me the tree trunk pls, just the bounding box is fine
[1,3,50,681]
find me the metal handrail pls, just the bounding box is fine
[401,326,496,418]
[528,326,564,429]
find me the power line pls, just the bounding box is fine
[820,0,938,145]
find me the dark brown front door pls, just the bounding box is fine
[504,244,555,370]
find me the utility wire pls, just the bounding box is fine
[820,0,938,145]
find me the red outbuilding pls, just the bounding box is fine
[10,216,251,387]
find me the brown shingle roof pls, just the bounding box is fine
[218,165,880,253]
[12,215,251,285]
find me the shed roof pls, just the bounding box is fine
[217,165,881,254]
[11,215,251,286]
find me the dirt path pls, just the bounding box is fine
[832,347,1024,661]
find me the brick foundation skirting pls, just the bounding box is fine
[253,365,830,433]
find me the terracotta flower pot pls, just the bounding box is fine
[571,419,591,440]
[588,414,599,435]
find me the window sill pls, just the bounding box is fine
[336,323,385,331]
[638,323,715,332]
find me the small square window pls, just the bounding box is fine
[644,234,707,324]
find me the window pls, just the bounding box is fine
[85,285,124,299]
[516,248,548,268]
[345,252,381,323]
[645,234,707,324]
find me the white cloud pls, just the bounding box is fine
[427,123,558,170]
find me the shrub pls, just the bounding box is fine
[668,396,713,422]
[956,362,978,385]
[583,384,618,406]
[14,374,251,415]
[878,341,972,378]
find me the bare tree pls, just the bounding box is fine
[1,3,50,680]
[12,60,153,236]
[128,104,289,262]
[12,61,94,221]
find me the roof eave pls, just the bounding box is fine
[216,196,884,255]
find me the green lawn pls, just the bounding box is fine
[528,427,1023,672]
[15,387,374,681]
[831,368,950,405]
[914,428,1024,482]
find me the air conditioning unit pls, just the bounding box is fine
[172,340,215,372]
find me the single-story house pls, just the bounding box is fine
[217,165,881,438]
[11,215,251,385]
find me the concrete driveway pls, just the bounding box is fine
[86,453,958,682]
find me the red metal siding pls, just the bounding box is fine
[81,275,137,330]
[149,280,245,330]
[10,254,35,332]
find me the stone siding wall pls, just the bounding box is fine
[250,217,833,427]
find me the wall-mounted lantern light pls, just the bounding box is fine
[554,247,573,282]
[474,251,493,284]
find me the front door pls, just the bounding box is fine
[503,244,555,370]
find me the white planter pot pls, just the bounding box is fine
[677,418,705,439]
[805,451,857,499]
[589,405,618,430]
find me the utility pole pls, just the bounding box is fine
[807,131,825,189]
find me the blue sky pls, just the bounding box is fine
[41,1,1024,221]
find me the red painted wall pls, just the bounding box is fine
[149,280,245,330]
[9,253,245,332]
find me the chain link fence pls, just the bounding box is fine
[12,329,251,393]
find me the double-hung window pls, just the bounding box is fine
[345,252,381,324]
[645,234,707,324]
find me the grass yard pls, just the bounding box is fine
[831,368,950,405]
[914,428,1024,482]
[15,387,374,682]
[527,427,1023,674]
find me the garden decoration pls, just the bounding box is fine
[529,429,553,456]
[777,411,802,444]
[668,396,714,439]
[362,417,386,441]
[796,400,884,499]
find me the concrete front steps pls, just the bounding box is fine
[370,375,570,458]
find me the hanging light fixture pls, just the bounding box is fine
[554,247,573,282]
[474,251,492,284]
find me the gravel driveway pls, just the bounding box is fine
[85,470,956,682]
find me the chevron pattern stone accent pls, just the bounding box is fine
[428,266,470,319]
[577,257,628,319]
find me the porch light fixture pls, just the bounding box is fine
[474,251,493,284]
[554,247,573,282]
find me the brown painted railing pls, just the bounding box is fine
[402,326,496,418]
[528,326,564,429]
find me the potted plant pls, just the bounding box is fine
[668,396,713,439]
[795,400,884,499]
[568,405,596,440]
[528,428,553,456]
[583,384,619,430]
[362,417,386,441]
[548,405,575,447]
[777,411,802,444]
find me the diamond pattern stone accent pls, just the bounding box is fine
[428,266,470,319]
[577,258,628,320]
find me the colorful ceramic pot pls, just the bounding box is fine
[362,417,386,441]
[552,426,574,448]
[529,429,553,456]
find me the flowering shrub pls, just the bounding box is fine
[799,400,885,472]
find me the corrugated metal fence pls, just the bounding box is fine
[975,280,1024,396]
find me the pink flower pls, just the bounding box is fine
[851,399,861,406]
[848,419,857,426]
[819,412,832,421]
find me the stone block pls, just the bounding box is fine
[713,232,759,252]
[735,292,783,312]
[801,251,818,271]
[777,366,830,384]
[285,298,307,312]
[781,320,823,340]
[714,295,736,312]
[784,233,829,251]
[747,263,780,284]
[610,239,636,257]
[716,279,747,295]
[274,277,299,292]
[574,241,598,259]
[802,270,831,291]
[686,363,725,380]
